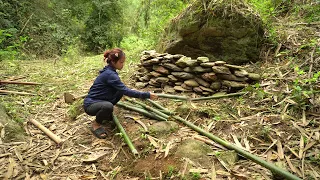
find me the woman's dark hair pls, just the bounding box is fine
[103,48,125,64]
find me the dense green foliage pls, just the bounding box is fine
[0,0,318,61]
[0,0,188,61]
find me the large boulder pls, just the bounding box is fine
[158,0,264,64]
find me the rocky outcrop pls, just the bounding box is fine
[157,0,264,65]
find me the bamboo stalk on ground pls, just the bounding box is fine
[155,93,189,100]
[127,100,301,180]
[112,114,138,156]
[29,119,63,144]
[125,98,169,119]
[0,90,37,96]
[146,99,172,115]
[190,92,246,101]
[116,102,167,121]
[0,80,42,85]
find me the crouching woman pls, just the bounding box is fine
[83,48,157,139]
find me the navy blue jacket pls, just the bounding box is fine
[84,65,150,108]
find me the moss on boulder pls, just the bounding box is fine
[158,0,264,65]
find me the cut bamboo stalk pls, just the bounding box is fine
[112,114,138,156]
[173,115,301,180]
[116,102,167,121]
[127,96,301,180]
[0,80,42,85]
[146,99,172,115]
[155,93,189,100]
[191,92,246,101]
[0,90,37,96]
[29,119,63,144]
[125,98,169,119]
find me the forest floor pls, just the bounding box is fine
[0,20,320,180]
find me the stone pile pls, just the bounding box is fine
[134,50,260,95]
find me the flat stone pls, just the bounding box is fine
[185,60,198,67]
[216,150,239,168]
[168,75,178,82]
[234,69,249,77]
[174,86,192,92]
[149,121,179,138]
[193,87,203,93]
[183,67,192,72]
[194,77,210,87]
[201,72,218,82]
[181,83,193,90]
[192,66,212,73]
[210,82,222,90]
[176,56,191,67]
[247,73,261,81]
[150,71,162,77]
[155,77,169,83]
[214,61,226,65]
[217,74,247,82]
[142,58,160,66]
[153,65,170,74]
[162,63,183,71]
[164,85,176,93]
[175,82,183,85]
[222,80,247,88]
[197,57,210,63]
[200,62,216,67]
[163,54,174,60]
[135,82,148,89]
[175,139,214,166]
[212,66,231,74]
[171,72,194,79]
[184,79,199,87]
[224,64,244,69]
[139,75,151,82]
[199,86,214,92]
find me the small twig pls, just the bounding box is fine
[308,47,316,79]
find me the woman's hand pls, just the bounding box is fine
[150,93,158,100]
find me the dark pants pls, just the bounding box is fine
[84,92,123,124]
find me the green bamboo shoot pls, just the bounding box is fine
[112,114,138,156]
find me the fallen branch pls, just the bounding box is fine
[0,80,42,85]
[29,119,63,144]
[0,90,37,96]
[112,114,138,156]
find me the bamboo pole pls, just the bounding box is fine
[173,115,301,180]
[125,98,169,119]
[155,93,189,100]
[191,92,246,101]
[145,99,172,115]
[0,80,42,85]
[0,90,37,96]
[112,114,138,156]
[128,100,301,180]
[116,102,167,121]
[29,119,63,144]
